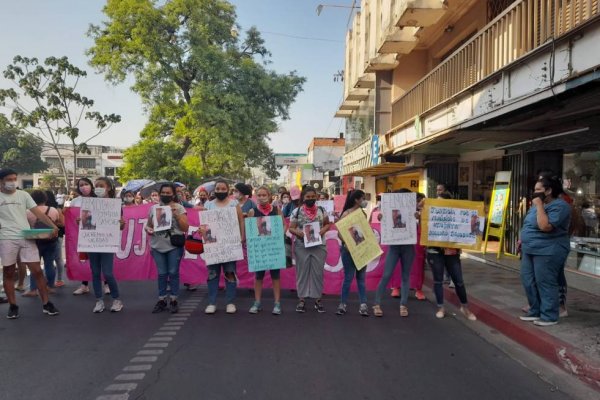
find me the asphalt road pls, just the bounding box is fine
[0,282,575,400]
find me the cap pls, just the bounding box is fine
[0,168,17,180]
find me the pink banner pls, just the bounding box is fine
[65,205,425,295]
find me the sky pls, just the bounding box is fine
[0,0,354,154]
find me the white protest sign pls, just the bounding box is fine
[303,221,322,248]
[380,193,417,245]
[152,206,173,232]
[200,207,244,264]
[317,200,335,222]
[77,198,122,253]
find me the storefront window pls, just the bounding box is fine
[563,152,600,276]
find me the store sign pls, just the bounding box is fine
[343,137,372,175]
[275,153,307,166]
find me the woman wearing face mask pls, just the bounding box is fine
[195,189,209,207]
[247,186,283,315]
[122,190,136,207]
[68,178,98,296]
[202,180,245,314]
[288,187,331,313]
[233,182,255,217]
[146,190,160,204]
[282,187,301,218]
[146,183,189,314]
[336,190,369,316]
[134,192,143,205]
[519,176,571,326]
[87,177,124,313]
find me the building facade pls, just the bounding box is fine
[337,0,600,289]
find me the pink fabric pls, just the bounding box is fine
[65,205,427,295]
[27,206,59,226]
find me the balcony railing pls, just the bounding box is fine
[391,0,600,129]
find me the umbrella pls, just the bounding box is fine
[140,180,171,198]
[122,179,154,194]
[194,181,216,195]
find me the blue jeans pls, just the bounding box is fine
[375,245,415,305]
[341,246,367,304]
[521,252,567,322]
[30,241,58,290]
[207,262,237,305]
[430,253,468,306]
[151,247,183,299]
[89,252,120,300]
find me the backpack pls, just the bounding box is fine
[34,207,58,245]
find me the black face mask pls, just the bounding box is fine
[532,192,546,201]
[160,195,173,204]
[304,199,316,207]
[215,192,228,201]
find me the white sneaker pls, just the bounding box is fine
[110,299,123,312]
[226,304,237,314]
[73,285,90,295]
[104,284,111,295]
[204,304,217,314]
[559,305,568,318]
[534,319,558,327]
[93,299,105,313]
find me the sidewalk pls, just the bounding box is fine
[424,254,600,391]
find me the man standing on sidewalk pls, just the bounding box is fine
[0,168,60,319]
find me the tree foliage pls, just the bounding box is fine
[0,114,47,173]
[0,56,121,189]
[87,0,305,181]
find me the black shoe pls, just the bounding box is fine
[0,296,8,304]
[295,300,306,313]
[170,300,179,314]
[314,301,325,313]
[7,304,19,319]
[152,300,167,313]
[42,301,59,316]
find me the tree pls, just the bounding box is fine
[0,114,47,173]
[0,56,121,189]
[39,174,66,192]
[87,0,304,181]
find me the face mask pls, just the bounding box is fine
[124,197,134,204]
[532,192,546,201]
[94,188,106,197]
[360,200,368,208]
[3,182,17,191]
[160,195,173,204]
[304,199,316,207]
[80,186,92,196]
[199,197,207,204]
[215,192,228,201]
[282,198,290,204]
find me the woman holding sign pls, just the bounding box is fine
[519,176,571,326]
[146,183,189,314]
[247,186,283,315]
[202,180,245,314]
[288,187,331,313]
[336,190,369,316]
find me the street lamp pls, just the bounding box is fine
[316,2,360,16]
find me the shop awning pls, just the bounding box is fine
[344,162,406,177]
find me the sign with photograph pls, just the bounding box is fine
[77,198,122,253]
[380,193,417,245]
[336,209,383,270]
[245,216,286,272]
[420,198,485,250]
[152,206,173,232]
[303,221,323,248]
[317,200,335,222]
[199,207,244,265]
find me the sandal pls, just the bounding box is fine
[372,304,383,317]
[400,305,409,317]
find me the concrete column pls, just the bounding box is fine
[375,71,393,136]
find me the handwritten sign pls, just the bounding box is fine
[199,207,243,265]
[317,200,335,222]
[380,193,417,245]
[420,198,485,250]
[303,221,322,248]
[245,216,286,272]
[77,198,122,253]
[336,209,383,270]
[152,206,173,232]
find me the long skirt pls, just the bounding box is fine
[294,241,327,299]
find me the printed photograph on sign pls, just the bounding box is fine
[200,224,217,243]
[471,215,484,236]
[80,209,96,230]
[348,224,365,245]
[152,206,172,232]
[303,221,322,247]
[392,210,406,229]
[256,217,271,236]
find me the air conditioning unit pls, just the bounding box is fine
[406,154,424,167]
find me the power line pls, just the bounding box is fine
[261,31,343,43]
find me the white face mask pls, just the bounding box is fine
[3,182,17,191]
[360,200,368,208]
[94,188,106,197]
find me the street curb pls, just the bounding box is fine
[423,277,600,392]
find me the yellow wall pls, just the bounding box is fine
[376,170,424,193]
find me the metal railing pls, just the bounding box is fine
[391,0,600,129]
